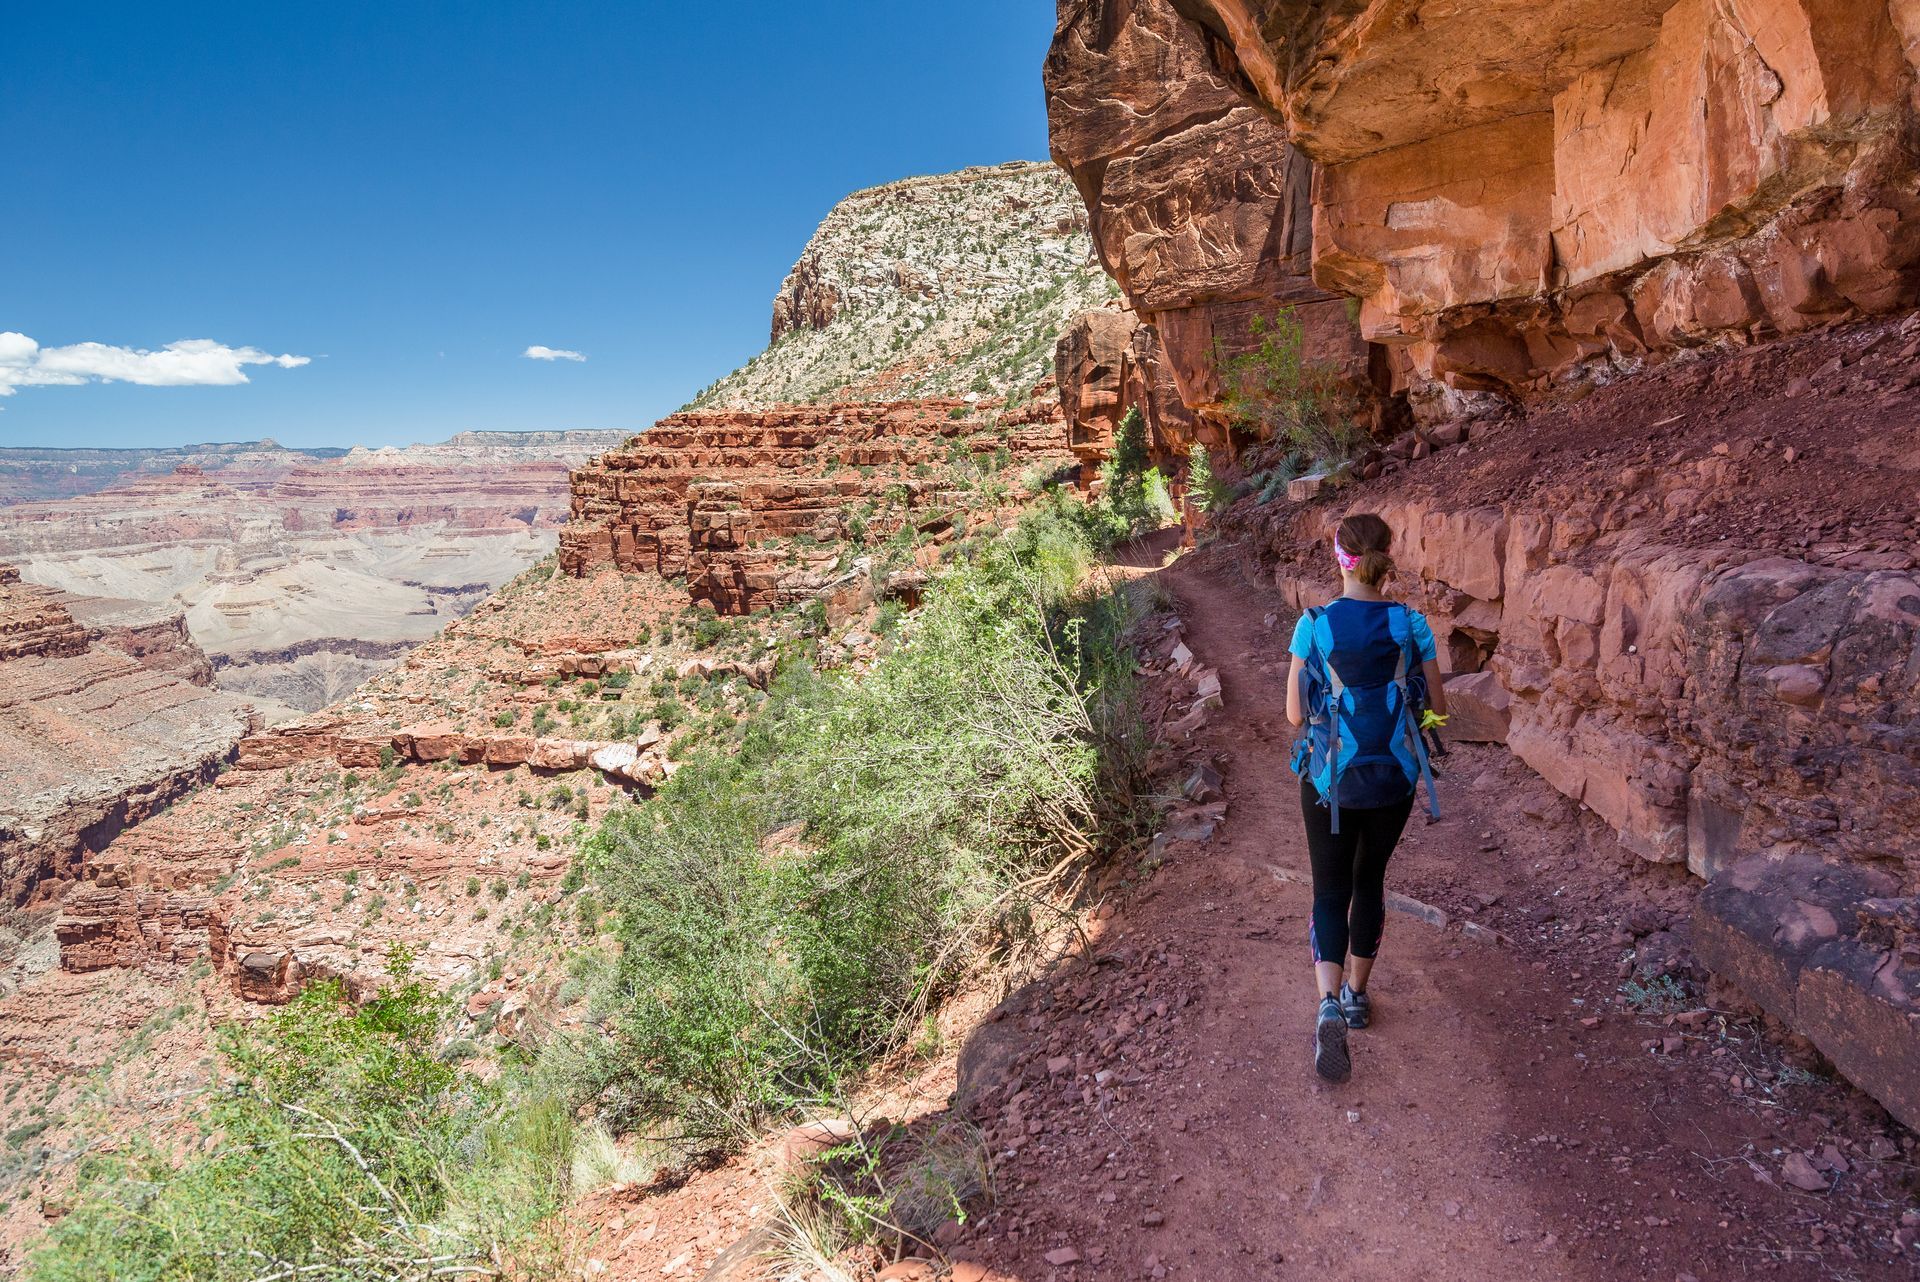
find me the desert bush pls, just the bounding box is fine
[33,952,568,1281]
[555,504,1147,1151]
[774,1119,990,1265]
[1217,308,1367,468]
[1187,443,1233,516]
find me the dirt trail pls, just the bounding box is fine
[957,548,1913,1281]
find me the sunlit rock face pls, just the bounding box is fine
[1055,0,1920,418]
[1044,0,1381,457]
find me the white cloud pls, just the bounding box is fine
[522,345,586,362]
[0,332,310,398]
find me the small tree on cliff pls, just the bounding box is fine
[1097,406,1175,540]
[1110,404,1149,485]
[1217,308,1366,469]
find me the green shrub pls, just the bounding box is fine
[1216,308,1367,468]
[691,614,732,650]
[556,505,1147,1152]
[1087,407,1176,544]
[32,955,566,1280]
[1188,443,1233,517]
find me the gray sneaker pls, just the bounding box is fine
[1313,996,1351,1082]
[1339,983,1371,1029]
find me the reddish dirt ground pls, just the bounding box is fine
[1355,315,1920,564]
[945,547,1917,1282]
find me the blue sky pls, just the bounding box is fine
[1,2,1058,449]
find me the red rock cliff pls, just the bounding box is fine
[1051,0,1920,420]
[1045,0,1384,456]
[559,399,1077,614]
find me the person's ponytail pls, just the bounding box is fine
[1336,513,1395,588]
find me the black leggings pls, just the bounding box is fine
[1301,779,1413,967]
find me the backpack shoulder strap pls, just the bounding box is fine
[1388,603,1442,822]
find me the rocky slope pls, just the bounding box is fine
[687,162,1119,410]
[0,565,251,946]
[0,431,629,719]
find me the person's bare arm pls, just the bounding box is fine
[1423,659,1447,715]
[1286,655,1306,726]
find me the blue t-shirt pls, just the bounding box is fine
[1290,599,1437,806]
[1289,598,1437,669]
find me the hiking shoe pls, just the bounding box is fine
[1339,983,1371,1029]
[1313,996,1351,1082]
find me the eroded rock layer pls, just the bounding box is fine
[0,431,629,719]
[1045,0,1380,456]
[1053,0,1920,418]
[0,568,253,909]
[559,399,1078,613]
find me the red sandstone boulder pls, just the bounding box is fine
[528,738,591,770]
[483,735,535,766]
[1054,307,1137,471]
[405,726,465,763]
[1695,854,1920,1130]
[1442,671,1512,745]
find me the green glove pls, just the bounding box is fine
[1419,709,1449,732]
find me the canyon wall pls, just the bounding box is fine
[1045,0,1382,460]
[560,398,1077,613]
[1111,0,1920,418]
[0,567,252,912]
[0,431,628,719]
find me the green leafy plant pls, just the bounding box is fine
[549,504,1149,1152]
[32,951,568,1280]
[1088,407,1176,544]
[1216,308,1367,468]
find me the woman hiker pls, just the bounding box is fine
[1285,512,1448,1082]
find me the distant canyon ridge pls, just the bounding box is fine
[0,431,630,720]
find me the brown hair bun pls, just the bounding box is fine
[1336,512,1394,588]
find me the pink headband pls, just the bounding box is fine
[1334,539,1360,572]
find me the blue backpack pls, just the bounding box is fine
[1289,602,1441,833]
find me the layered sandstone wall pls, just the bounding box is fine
[1052,1,1397,466]
[559,399,1078,614]
[1045,0,1382,458]
[0,566,88,662]
[1117,0,1920,415]
[1264,491,1919,882]
[0,569,253,908]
